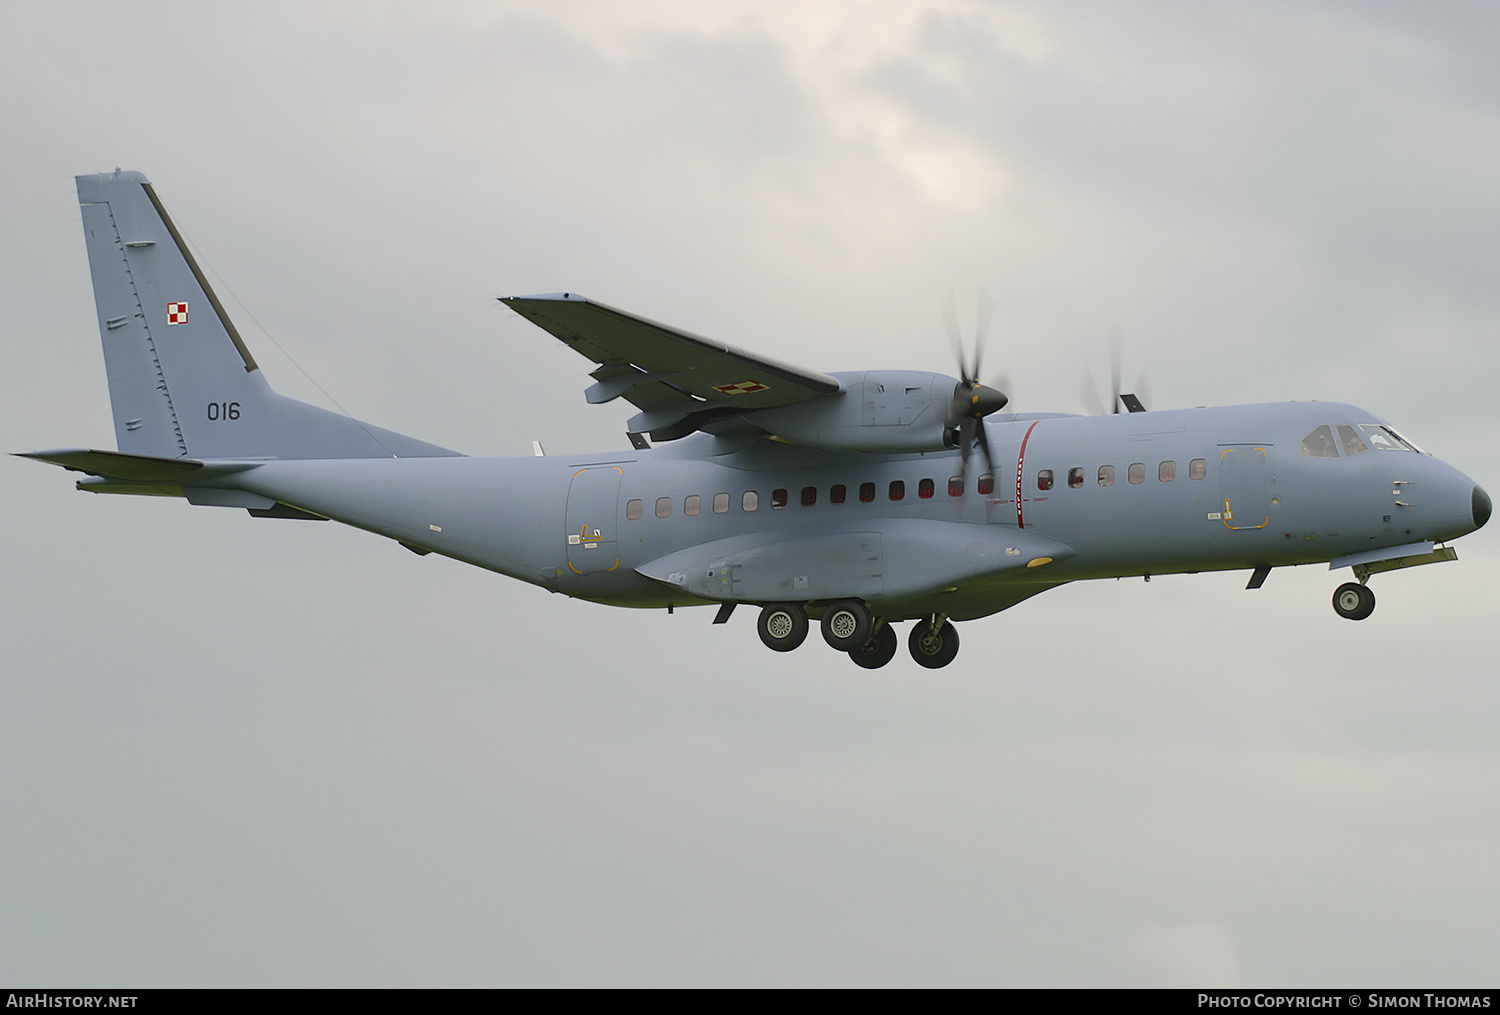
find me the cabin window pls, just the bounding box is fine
[889,480,906,502]
[1068,468,1084,489]
[831,484,847,505]
[1189,458,1207,480]
[1338,425,1369,456]
[626,498,643,520]
[684,495,701,516]
[742,490,759,511]
[1159,461,1176,482]
[801,486,817,507]
[1300,425,1338,458]
[1098,465,1115,487]
[977,474,995,496]
[918,478,935,499]
[771,488,788,509]
[713,492,730,514]
[1037,470,1054,491]
[949,476,964,497]
[655,497,672,518]
[860,482,876,503]
[1128,463,1145,484]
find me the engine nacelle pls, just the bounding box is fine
[746,370,966,452]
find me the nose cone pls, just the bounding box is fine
[1475,485,1492,530]
[970,384,1009,418]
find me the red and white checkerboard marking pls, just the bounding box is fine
[167,302,189,325]
[713,379,769,396]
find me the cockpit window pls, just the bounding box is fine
[1300,425,1338,458]
[1359,424,1419,452]
[1337,425,1368,456]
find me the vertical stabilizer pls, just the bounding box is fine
[75,170,457,461]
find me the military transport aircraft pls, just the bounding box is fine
[20,170,1492,669]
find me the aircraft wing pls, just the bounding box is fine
[500,293,841,440]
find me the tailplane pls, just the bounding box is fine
[75,170,456,461]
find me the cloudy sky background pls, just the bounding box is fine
[3,0,1497,986]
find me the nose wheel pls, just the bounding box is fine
[1332,582,1376,621]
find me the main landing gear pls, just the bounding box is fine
[754,601,964,669]
[1332,581,1376,621]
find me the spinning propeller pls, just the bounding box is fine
[943,288,1009,478]
[1080,334,1149,415]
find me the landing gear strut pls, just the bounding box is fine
[757,603,809,651]
[1332,582,1376,621]
[908,615,960,668]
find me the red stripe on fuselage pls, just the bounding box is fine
[1015,419,1041,528]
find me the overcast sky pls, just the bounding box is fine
[3,0,1497,987]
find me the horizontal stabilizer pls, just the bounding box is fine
[16,448,227,482]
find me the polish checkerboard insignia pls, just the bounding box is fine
[167,302,189,325]
[713,379,769,396]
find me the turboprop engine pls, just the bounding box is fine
[745,370,1007,453]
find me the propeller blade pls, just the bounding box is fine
[1109,332,1122,414]
[1080,367,1106,416]
[943,290,965,377]
[972,286,993,383]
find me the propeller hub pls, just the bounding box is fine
[953,381,1008,421]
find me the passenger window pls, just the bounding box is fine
[1128,463,1145,484]
[771,488,788,509]
[684,495,701,516]
[918,478,935,499]
[977,474,995,496]
[830,484,847,505]
[713,492,730,514]
[655,497,672,518]
[948,476,964,497]
[1300,425,1339,458]
[1338,425,1369,455]
[1068,468,1084,489]
[626,498,643,520]
[1189,458,1206,480]
[1159,461,1176,482]
[801,486,817,506]
[859,482,876,503]
[1098,465,1115,487]
[742,491,758,511]
[889,480,906,501]
[1037,470,1054,491]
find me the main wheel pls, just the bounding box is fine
[908,618,960,669]
[758,603,809,651]
[821,599,873,651]
[848,622,898,669]
[1332,582,1376,621]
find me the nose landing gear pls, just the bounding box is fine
[1332,581,1376,621]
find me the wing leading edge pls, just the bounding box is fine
[500,293,841,440]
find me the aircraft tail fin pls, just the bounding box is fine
[75,170,458,461]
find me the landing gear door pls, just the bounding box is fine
[1219,446,1269,530]
[565,466,623,574]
